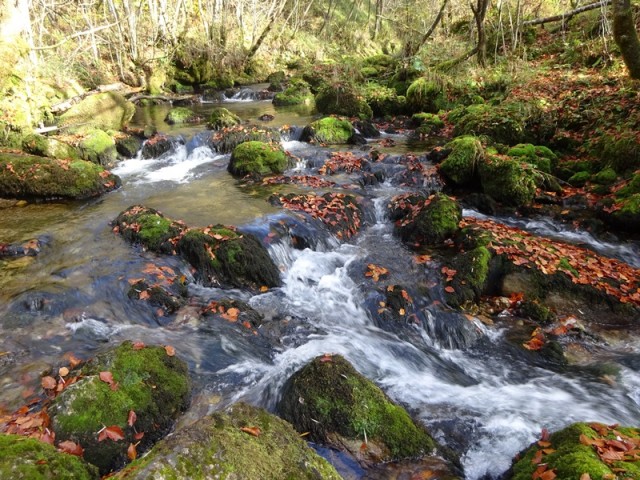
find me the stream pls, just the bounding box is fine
[2,89,640,479]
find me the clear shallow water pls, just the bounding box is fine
[1,97,640,479]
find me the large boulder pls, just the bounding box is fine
[228,141,288,177]
[0,152,120,200]
[278,355,458,470]
[506,422,640,479]
[113,402,342,480]
[0,434,99,479]
[78,129,118,166]
[58,92,135,134]
[451,103,526,145]
[48,341,191,474]
[301,117,355,144]
[478,154,537,207]
[406,77,445,114]
[439,135,484,186]
[315,84,373,119]
[207,107,242,130]
[21,133,80,160]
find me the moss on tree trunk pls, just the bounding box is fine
[613,0,640,79]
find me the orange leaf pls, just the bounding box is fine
[531,449,543,465]
[165,345,176,357]
[444,286,455,293]
[132,341,145,350]
[58,440,84,456]
[127,410,137,427]
[139,290,150,300]
[134,431,145,441]
[98,425,125,442]
[59,367,69,377]
[580,474,592,480]
[41,376,57,390]
[127,442,137,461]
[99,371,114,385]
[240,426,261,437]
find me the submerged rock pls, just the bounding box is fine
[0,433,99,479]
[0,152,120,200]
[113,402,342,480]
[506,422,640,479]
[48,341,191,474]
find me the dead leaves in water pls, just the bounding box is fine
[365,264,389,282]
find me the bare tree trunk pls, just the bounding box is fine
[612,0,640,78]
[471,0,490,66]
[373,0,384,39]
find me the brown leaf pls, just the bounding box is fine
[444,286,455,293]
[165,345,176,357]
[41,376,57,390]
[134,431,145,441]
[127,442,137,461]
[99,371,114,385]
[98,425,125,442]
[127,410,137,427]
[58,440,84,456]
[58,367,69,377]
[240,426,261,437]
[132,341,145,350]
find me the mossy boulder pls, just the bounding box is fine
[592,131,640,173]
[228,141,288,177]
[412,113,445,136]
[58,92,135,134]
[48,341,191,474]
[593,167,617,185]
[0,434,99,479]
[315,84,373,119]
[363,82,406,117]
[78,129,118,166]
[604,193,640,233]
[452,104,526,145]
[479,155,537,207]
[21,134,80,160]
[208,107,242,130]
[0,152,121,200]
[568,170,591,187]
[506,143,557,174]
[277,355,446,465]
[113,205,186,254]
[391,193,462,246]
[439,136,484,186]
[507,422,640,480]
[301,117,355,144]
[406,78,445,114]
[115,134,143,158]
[164,106,201,125]
[272,79,313,106]
[113,402,341,480]
[444,246,492,308]
[209,125,280,153]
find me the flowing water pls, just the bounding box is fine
[2,95,640,479]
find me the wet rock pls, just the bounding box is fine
[505,422,640,479]
[114,133,143,158]
[228,140,289,177]
[439,135,484,187]
[353,119,381,138]
[112,402,342,480]
[0,152,120,200]
[21,133,80,160]
[207,107,241,130]
[0,238,41,258]
[164,106,203,125]
[58,92,135,134]
[113,205,186,254]
[140,134,181,159]
[277,354,461,470]
[48,341,191,474]
[78,129,118,167]
[301,117,355,144]
[258,113,275,121]
[444,246,491,308]
[208,125,281,153]
[0,433,99,479]
[127,279,186,316]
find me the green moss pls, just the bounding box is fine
[507,144,557,173]
[558,257,580,277]
[79,129,117,166]
[510,423,640,480]
[445,246,491,307]
[113,403,342,480]
[593,167,617,185]
[412,113,445,135]
[114,205,186,254]
[22,134,80,160]
[568,170,591,187]
[208,108,242,130]
[406,78,444,114]
[58,92,135,134]
[278,355,440,461]
[0,153,120,199]
[49,341,190,474]
[363,82,406,117]
[452,103,527,145]
[228,141,288,177]
[617,173,640,197]
[479,155,537,206]
[315,84,373,119]
[592,131,640,173]
[165,107,199,125]
[440,136,484,186]
[519,300,553,324]
[0,434,99,480]
[302,117,354,144]
[210,125,280,153]
[273,79,313,106]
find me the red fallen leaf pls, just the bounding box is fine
[133,431,145,441]
[165,345,176,357]
[531,449,543,465]
[40,429,55,445]
[99,371,114,385]
[444,286,455,293]
[320,354,333,363]
[127,442,137,461]
[41,376,57,390]
[138,290,150,300]
[600,448,625,462]
[128,410,137,427]
[240,426,261,437]
[539,469,557,480]
[58,440,84,456]
[132,341,145,350]
[365,264,389,282]
[98,425,125,442]
[65,353,83,368]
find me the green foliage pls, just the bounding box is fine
[363,82,406,116]
[479,155,537,206]
[113,403,342,480]
[272,78,313,106]
[440,136,485,186]
[302,117,355,144]
[568,171,591,187]
[278,355,440,461]
[506,144,557,173]
[228,141,288,177]
[0,434,99,480]
[592,131,640,173]
[315,83,373,119]
[406,78,445,114]
[453,103,527,145]
[50,342,190,474]
[593,167,617,185]
[0,153,120,199]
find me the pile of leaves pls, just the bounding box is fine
[580,423,640,466]
[127,263,188,317]
[201,299,262,332]
[262,175,336,188]
[319,151,368,175]
[461,217,640,307]
[276,192,363,239]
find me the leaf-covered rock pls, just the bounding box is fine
[48,341,191,474]
[112,402,342,480]
[0,434,99,480]
[301,117,355,144]
[277,355,458,469]
[228,140,288,177]
[113,205,186,254]
[0,152,120,200]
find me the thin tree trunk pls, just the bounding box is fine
[403,0,449,57]
[613,0,640,78]
[522,0,611,26]
[471,0,490,66]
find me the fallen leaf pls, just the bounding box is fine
[98,425,125,442]
[165,345,176,357]
[41,376,56,390]
[579,474,592,480]
[58,367,69,377]
[99,371,115,385]
[444,286,455,293]
[240,426,261,437]
[128,410,137,427]
[58,440,84,456]
[127,442,137,461]
[134,431,145,441]
[132,341,145,350]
